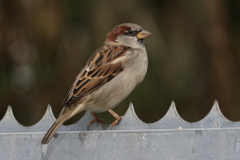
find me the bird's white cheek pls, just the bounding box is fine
[116,36,138,48]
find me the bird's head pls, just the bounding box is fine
[105,23,152,50]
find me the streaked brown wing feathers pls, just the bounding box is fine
[63,45,129,107]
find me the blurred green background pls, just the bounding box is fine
[0,0,240,126]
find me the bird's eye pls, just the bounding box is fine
[128,30,133,35]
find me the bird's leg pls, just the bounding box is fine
[87,112,106,130]
[107,109,123,129]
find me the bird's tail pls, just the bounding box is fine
[41,104,84,144]
[41,116,67,145]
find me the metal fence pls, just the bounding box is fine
[0,101,240,160]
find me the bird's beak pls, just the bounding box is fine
[137,30,152,39]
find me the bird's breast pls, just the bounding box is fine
[85,49,148,112]
[124,49,148,84]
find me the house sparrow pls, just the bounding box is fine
[41,23,151,144]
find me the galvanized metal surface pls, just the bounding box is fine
[0,101,240,160]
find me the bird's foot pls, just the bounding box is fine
[110,116,123,129]
[87,112,106,130]
[108,109,123,129]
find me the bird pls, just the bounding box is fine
[41,23,151,145]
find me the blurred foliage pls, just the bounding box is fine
[0,0,240,126]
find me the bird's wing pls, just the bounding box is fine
[63,45,130,107]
